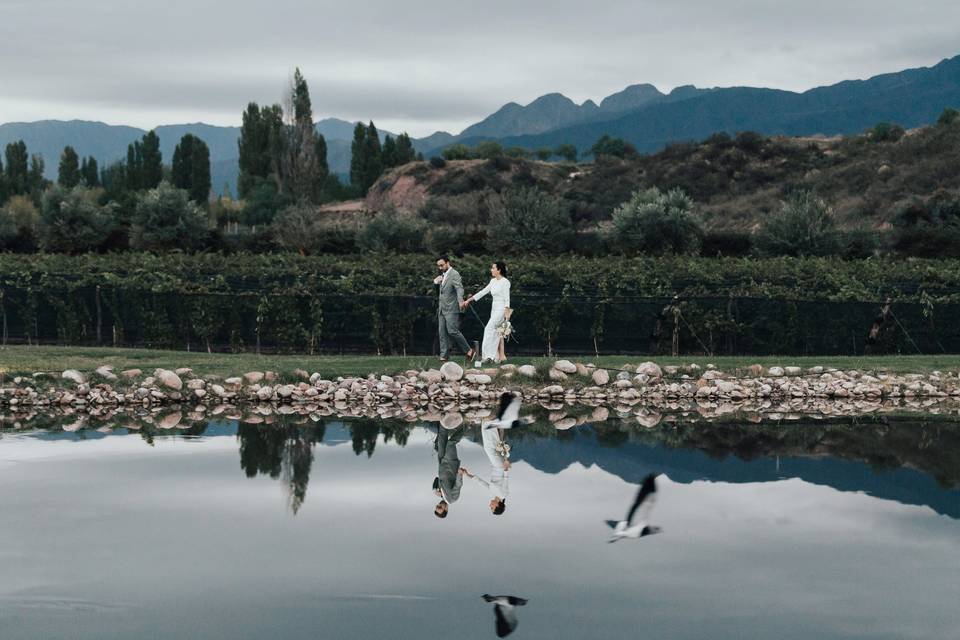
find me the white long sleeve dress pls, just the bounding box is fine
[472,277,511,363]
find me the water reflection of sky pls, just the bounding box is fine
[1,424,958,639]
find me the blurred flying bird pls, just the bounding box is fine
[482,594,528,637]
[606,473,662,542]
[483,392,528,430]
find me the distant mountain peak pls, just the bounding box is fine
[599,83,665,112]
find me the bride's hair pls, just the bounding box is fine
[494,261,508,277]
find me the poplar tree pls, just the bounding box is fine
[58,146,81,187]
[80,157,100,187]
[349,122,366,190]
[278,67,328,202]
[4,141,28,195]
[172,134,212,204]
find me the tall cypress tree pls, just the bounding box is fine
[382,135,397,169]
[126,141,143,190]
[27,154,46,196]
[362,121,383,193]
[0,155,6,203]
[278,67,328,202]
[349,122,367,190]
[80,157,100,187]
[238,102,284,198]
[58,146,81,187]
[5,141,29,195]
[172,134,212,203]
[141,130,162,189]
[395,133,415,165]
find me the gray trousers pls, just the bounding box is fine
[438,310,471,358]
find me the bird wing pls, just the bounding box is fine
[625,474,658,525]
[498,393,522,424]
[604,519,620,530]
[494,604,519,637]
[506,596,528,606]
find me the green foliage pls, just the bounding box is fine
[125,130,163,191]
[242,178,290,227]
[590,135,635,158]
[27,154,47,199]
[755,190,840,257]
[488,186,573,253]
[535,147,553,161]
[38,185,115,253]
[441,144,471,160]
[271,201,350,255]
[474,140,504,159]
[130,181,209,251]
[58,146,81,187]
[356,207,427,253]
[172,134,212,204]
[609,187,703,255]
[80,156,99,187]
[869,121,905,143]
[938,107,959,127]
[4,140,29,195]
[278,69,329,203]
[0,195,40,251]
[554,143,577,162]
[892,192,960,258]
[350,122,385,194]
[238,102,284,198]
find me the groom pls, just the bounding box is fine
[434,255,475,362]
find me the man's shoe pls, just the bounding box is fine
[440,357,449,363]
[464,348,475,360]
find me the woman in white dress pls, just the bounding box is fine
[463,261,512,363]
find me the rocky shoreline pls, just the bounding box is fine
[2,360,959,425]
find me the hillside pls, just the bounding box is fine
[366,120,960,231]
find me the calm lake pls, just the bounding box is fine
[1,412,958,639]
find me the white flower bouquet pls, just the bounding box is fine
[494,440,511,459]
[495,318,513,339]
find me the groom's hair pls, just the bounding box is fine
[437,255,450,264]
[493,499,506,516]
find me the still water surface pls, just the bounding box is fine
[1,415,958,639]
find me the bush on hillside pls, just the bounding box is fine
[755,190,840,257]
[608,187,703,255]
[429,156,446,169]
[356,206,427,253]
[487,186,573,253]
[938,107,959,127]
[130,182,209,251]
[869,122,905,143]
[39,185,115,253]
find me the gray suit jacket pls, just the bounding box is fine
[438,267,466,316]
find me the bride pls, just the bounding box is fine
[462,261,512,363]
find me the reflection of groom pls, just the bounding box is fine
[434,255,475,363]
[433,426,465,518]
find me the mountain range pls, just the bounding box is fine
[1,54,958,196]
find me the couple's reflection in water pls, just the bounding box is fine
[432,421,510,519]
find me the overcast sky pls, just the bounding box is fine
[1,1,958,136]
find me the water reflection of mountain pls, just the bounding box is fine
[509,426,960,520]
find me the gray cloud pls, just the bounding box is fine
[1,0,958,135]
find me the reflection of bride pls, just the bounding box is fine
[464,261,512,363]
[462,424,510,515]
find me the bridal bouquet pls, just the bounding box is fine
[494,440,511,459]
[495,318,513,339]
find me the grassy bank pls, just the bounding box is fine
[2,345,958,379]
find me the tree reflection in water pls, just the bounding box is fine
[237,419,326,514]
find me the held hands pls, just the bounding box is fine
[433,275,443,285]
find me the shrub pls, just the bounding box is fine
[590,135,636,158]
[130,181,209,251]
[938,107,959,127]
[441,144,471,161]
[272,201,322,255]
[734,131,765,153]
[356,207,427,253]
[242,178,290,227]
[38,185,115,253]
[487,186,573,253]
[474,141,503,159]
[429,156,446,169]
[0,195,40,251]
[608,187,703,255]
[868,122,905,143]
[755,190,840,256]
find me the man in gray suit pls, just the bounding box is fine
[433,255,475,362]
[432,425,465,518]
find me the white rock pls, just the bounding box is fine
[154,369,183,390]
[517,365,538,377]
[95,366,117,381]
[62,369,86,384]
[553,359,578,374]
[257,386,274,400]
[440,413,463,429]
[466,373,492,385]
[784,366,802,376]
[591,369,610,386]
[440,361,464,381]
[636,362,662,378]
[243,371,265,384]
[768,366,785,377]
[549,368,568,381]
[224,377,242,386]
[419,369,443,384]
